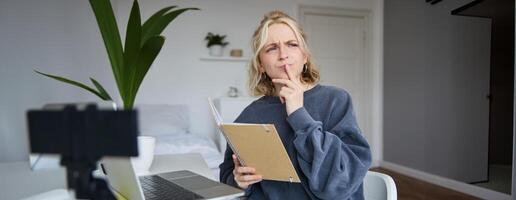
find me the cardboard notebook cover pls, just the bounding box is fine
[207,98,300,183]
[220,124,301,183]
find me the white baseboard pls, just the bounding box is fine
[380,161,512,200]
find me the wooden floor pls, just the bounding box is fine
[370,168,481,200]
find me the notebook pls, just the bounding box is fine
[208,98,300,183]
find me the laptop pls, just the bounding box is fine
[101,157,244,200]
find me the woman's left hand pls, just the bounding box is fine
[272,65,304,116]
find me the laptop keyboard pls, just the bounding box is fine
[139,175,204,200]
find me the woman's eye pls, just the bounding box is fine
[266,47,277,52]
[288,43,298,47]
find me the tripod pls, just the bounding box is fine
[61,156,115,200]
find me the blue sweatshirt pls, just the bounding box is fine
[219,84,372,200]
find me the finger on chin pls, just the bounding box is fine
[284,65,293,80]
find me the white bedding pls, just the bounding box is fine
[136,104,224,180]
[153,133,223,180]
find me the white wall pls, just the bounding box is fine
[0,0,114,162]
[0,0,383,163]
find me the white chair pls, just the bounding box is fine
[364,171,398,200]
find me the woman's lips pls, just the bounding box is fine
[279,64,290,68]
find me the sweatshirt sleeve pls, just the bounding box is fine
[219,144,238,187]
[287,91,371,199]
[219,144,255,195]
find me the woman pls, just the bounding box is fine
[219,10,371,200]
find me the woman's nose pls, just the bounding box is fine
[279,45,288,60]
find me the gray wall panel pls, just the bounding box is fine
[384,0,491,183]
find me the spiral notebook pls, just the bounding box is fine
[208,98,300,183]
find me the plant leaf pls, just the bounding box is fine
[141,7,199,45]
[123,0,142,101]
[126,36,165,109]
[35,70,109,101]
[141,6,177,45]
[90,78,113,101]
[89,0,124,99]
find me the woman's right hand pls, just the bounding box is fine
[232,154,263,189]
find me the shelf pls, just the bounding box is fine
[199,56,250,62]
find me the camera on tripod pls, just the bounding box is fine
[27,103,139,200]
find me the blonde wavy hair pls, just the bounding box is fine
[248,10,320,96]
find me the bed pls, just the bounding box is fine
[136,104,224,180]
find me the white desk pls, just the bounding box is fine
[0,153,214,200]
[0,161,67,200]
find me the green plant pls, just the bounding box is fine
[205,32,229,48]
[35,0,198,110]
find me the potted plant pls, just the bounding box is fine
[34,0,198,174]
[35,0,198,110]
[205,32,229,56]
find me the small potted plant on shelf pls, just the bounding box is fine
[205,32,229,57]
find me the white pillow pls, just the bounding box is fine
[135,104,190,136]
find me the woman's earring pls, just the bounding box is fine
[261,72,267,80]
[303,64,308,74]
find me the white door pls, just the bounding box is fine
[300,9,372,143]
